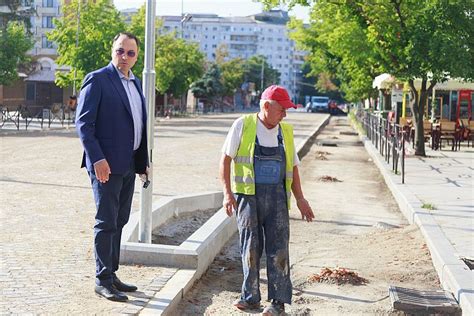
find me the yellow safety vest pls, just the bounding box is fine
[231,113,295,208]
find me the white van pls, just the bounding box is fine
[306,96,329,113]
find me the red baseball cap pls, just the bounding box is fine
[261,85,297,109]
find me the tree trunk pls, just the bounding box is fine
[409,78,437,156]
[163,93,168,117]
[383,91,391,111]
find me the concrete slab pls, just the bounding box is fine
[120,191,239,270]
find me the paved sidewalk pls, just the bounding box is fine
[362,136,474,314]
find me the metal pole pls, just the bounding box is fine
[73,0,81,96]
[293,69,297,104]
[260,58,264,92]
[181,0,183,38]
[139,0,156,244]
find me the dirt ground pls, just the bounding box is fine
[152,208,218,245]
[176,116,440,315]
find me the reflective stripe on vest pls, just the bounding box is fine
[231,113,295,209]
[233,175,255,184]
[234,156,252,164]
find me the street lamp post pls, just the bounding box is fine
[139,0,157,244]
[293,69,301,105]
[180,13,192,39]
[293,70,297,104]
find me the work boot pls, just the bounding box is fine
[262,299,285,315]
[233,298,260,311]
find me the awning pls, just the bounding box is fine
[412,78,474,91]
[374,73,474,91]
[372,73,396,89]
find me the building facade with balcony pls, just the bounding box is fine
[159,10,306,101]
[0,0,72,109]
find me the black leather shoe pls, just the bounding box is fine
[113,278,138,292]
[95,285,128,302]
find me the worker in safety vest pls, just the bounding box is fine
[220,85,315,315]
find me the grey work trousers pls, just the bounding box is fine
[234,182,292,304]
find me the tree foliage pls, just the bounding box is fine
[0,21,33,85]
[260,0,474,156]
[0,1,34,86]
[154,33,205,96]
[127,5,146,79]
[190,63,223,106]
[243,55,280,93]
[0,0,35,29]
[215,44,245,96]
[48,0,126,88]
[286,7,380,103]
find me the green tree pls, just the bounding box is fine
[243,55,280,93]
[220,58,245,97]
[190,63,224,110]
[154,33,205,97]
[287,9,379,104]
[127,5,146,80]
[260,0,474,156]
[298,64,344,104]
[215,44,245,97]
[0,21,33,85]
[48,0,125,88]
[0,0,35,29]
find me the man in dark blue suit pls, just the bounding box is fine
[76,32,148,302]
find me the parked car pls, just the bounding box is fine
[306,96,329,113]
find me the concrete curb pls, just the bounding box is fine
[358,134,473,315]
[296,114,331,157]
[120,191,236,270]
[140,269,196,315]
[139,114,332,315]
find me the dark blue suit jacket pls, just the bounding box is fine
[76,62,148,175]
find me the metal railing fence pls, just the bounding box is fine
[0,104,75,131]
[355,109,406,184]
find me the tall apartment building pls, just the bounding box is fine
[160,10,305,101]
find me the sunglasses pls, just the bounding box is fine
[115,48,136,58]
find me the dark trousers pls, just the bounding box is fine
[89,164,135,286]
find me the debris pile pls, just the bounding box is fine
[318,175,342,182]
[307,268,368,285]
[315,151,331,160]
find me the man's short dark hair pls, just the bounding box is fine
[113,32,140,47]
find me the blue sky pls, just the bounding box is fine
[113,0,310,22]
